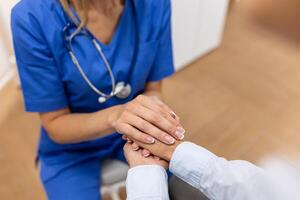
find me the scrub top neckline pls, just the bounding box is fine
[73,0,129,50]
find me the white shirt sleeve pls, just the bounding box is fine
[126,165,169,200]
[169,142,271,200]
[126,142,298,200]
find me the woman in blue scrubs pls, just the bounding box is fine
[11,0,185,199]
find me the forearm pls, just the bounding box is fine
[126,165,169,200]
[169,142,265,200]
[133,141,266,200]
[42,105,121,144]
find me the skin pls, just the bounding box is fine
[125,135,182,162]
[124,143,169,169]
[40,0,185,146]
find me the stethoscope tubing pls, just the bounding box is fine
[67,30,116,99]
[62,0,138,102]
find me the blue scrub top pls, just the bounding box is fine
[11,0,174,180]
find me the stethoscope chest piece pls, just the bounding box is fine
[97,81,131,104]
[115,81,131,99]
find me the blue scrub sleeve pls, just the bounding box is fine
[11,11,68,112]
[147,0,175,82]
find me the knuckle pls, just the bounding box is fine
[137,134,146,142]
[119,124,130,134]
[139,121,149,131]
[167,124,177,133]
[115,123,123,133]
[168,116,179,126]
[158,109,169,119]
[153,129,164,138]
[115,119,122,126]
[150,113,160,123]
[121,110,130,118]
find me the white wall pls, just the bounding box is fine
[0,0,17,42]
[172,0,229,70]
[0,38,14,89]
[0,0,18,89]
[0,37,10,78]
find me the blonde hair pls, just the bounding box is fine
[60,0,89,29]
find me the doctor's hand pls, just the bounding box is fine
[123,143,168,169]
[126,136,182,161]
[109,95,185,145]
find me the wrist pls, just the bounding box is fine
[164,141,181,161]
[143,91,162,99]
[107,105,124,131]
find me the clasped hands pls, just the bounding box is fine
[111,94,184,168]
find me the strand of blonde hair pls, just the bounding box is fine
[60,0,88,29]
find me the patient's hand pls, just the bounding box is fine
[124,136,182,161]
[124,143,168,169]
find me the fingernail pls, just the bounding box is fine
[147,137,155,143]
[177,127,185,134]
[175,127,185,140]
[164,135,175,144]
[132,145,139,151]
[132,147,139,151]
[143,153,150,157]
[175,131,185,140]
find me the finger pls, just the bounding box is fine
[125,112,175,144]
[151,97,181,122]
[122,135,127,140]
[130,104,184,141]
[122,135,133,143]
[142,149,151,157]
[170,111,180,121]
[154,156,161,161]
[123,143,132,158]
[126,136,175,161]
[123,143,131,152]
[131,142,140,151]
[117,123,155,144]
[138,96,181,127]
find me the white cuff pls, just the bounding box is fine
[169,142,217,188]
[126,165,169,200]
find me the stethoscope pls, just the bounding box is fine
[62,0,136,104]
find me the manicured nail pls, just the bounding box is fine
[176,131,185,140]
[143,153,150,157]
[132,144,139,151]
[175,127,185,140]
[177,127,185,134]
[147,137,155,143]
[164,135,175,144]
